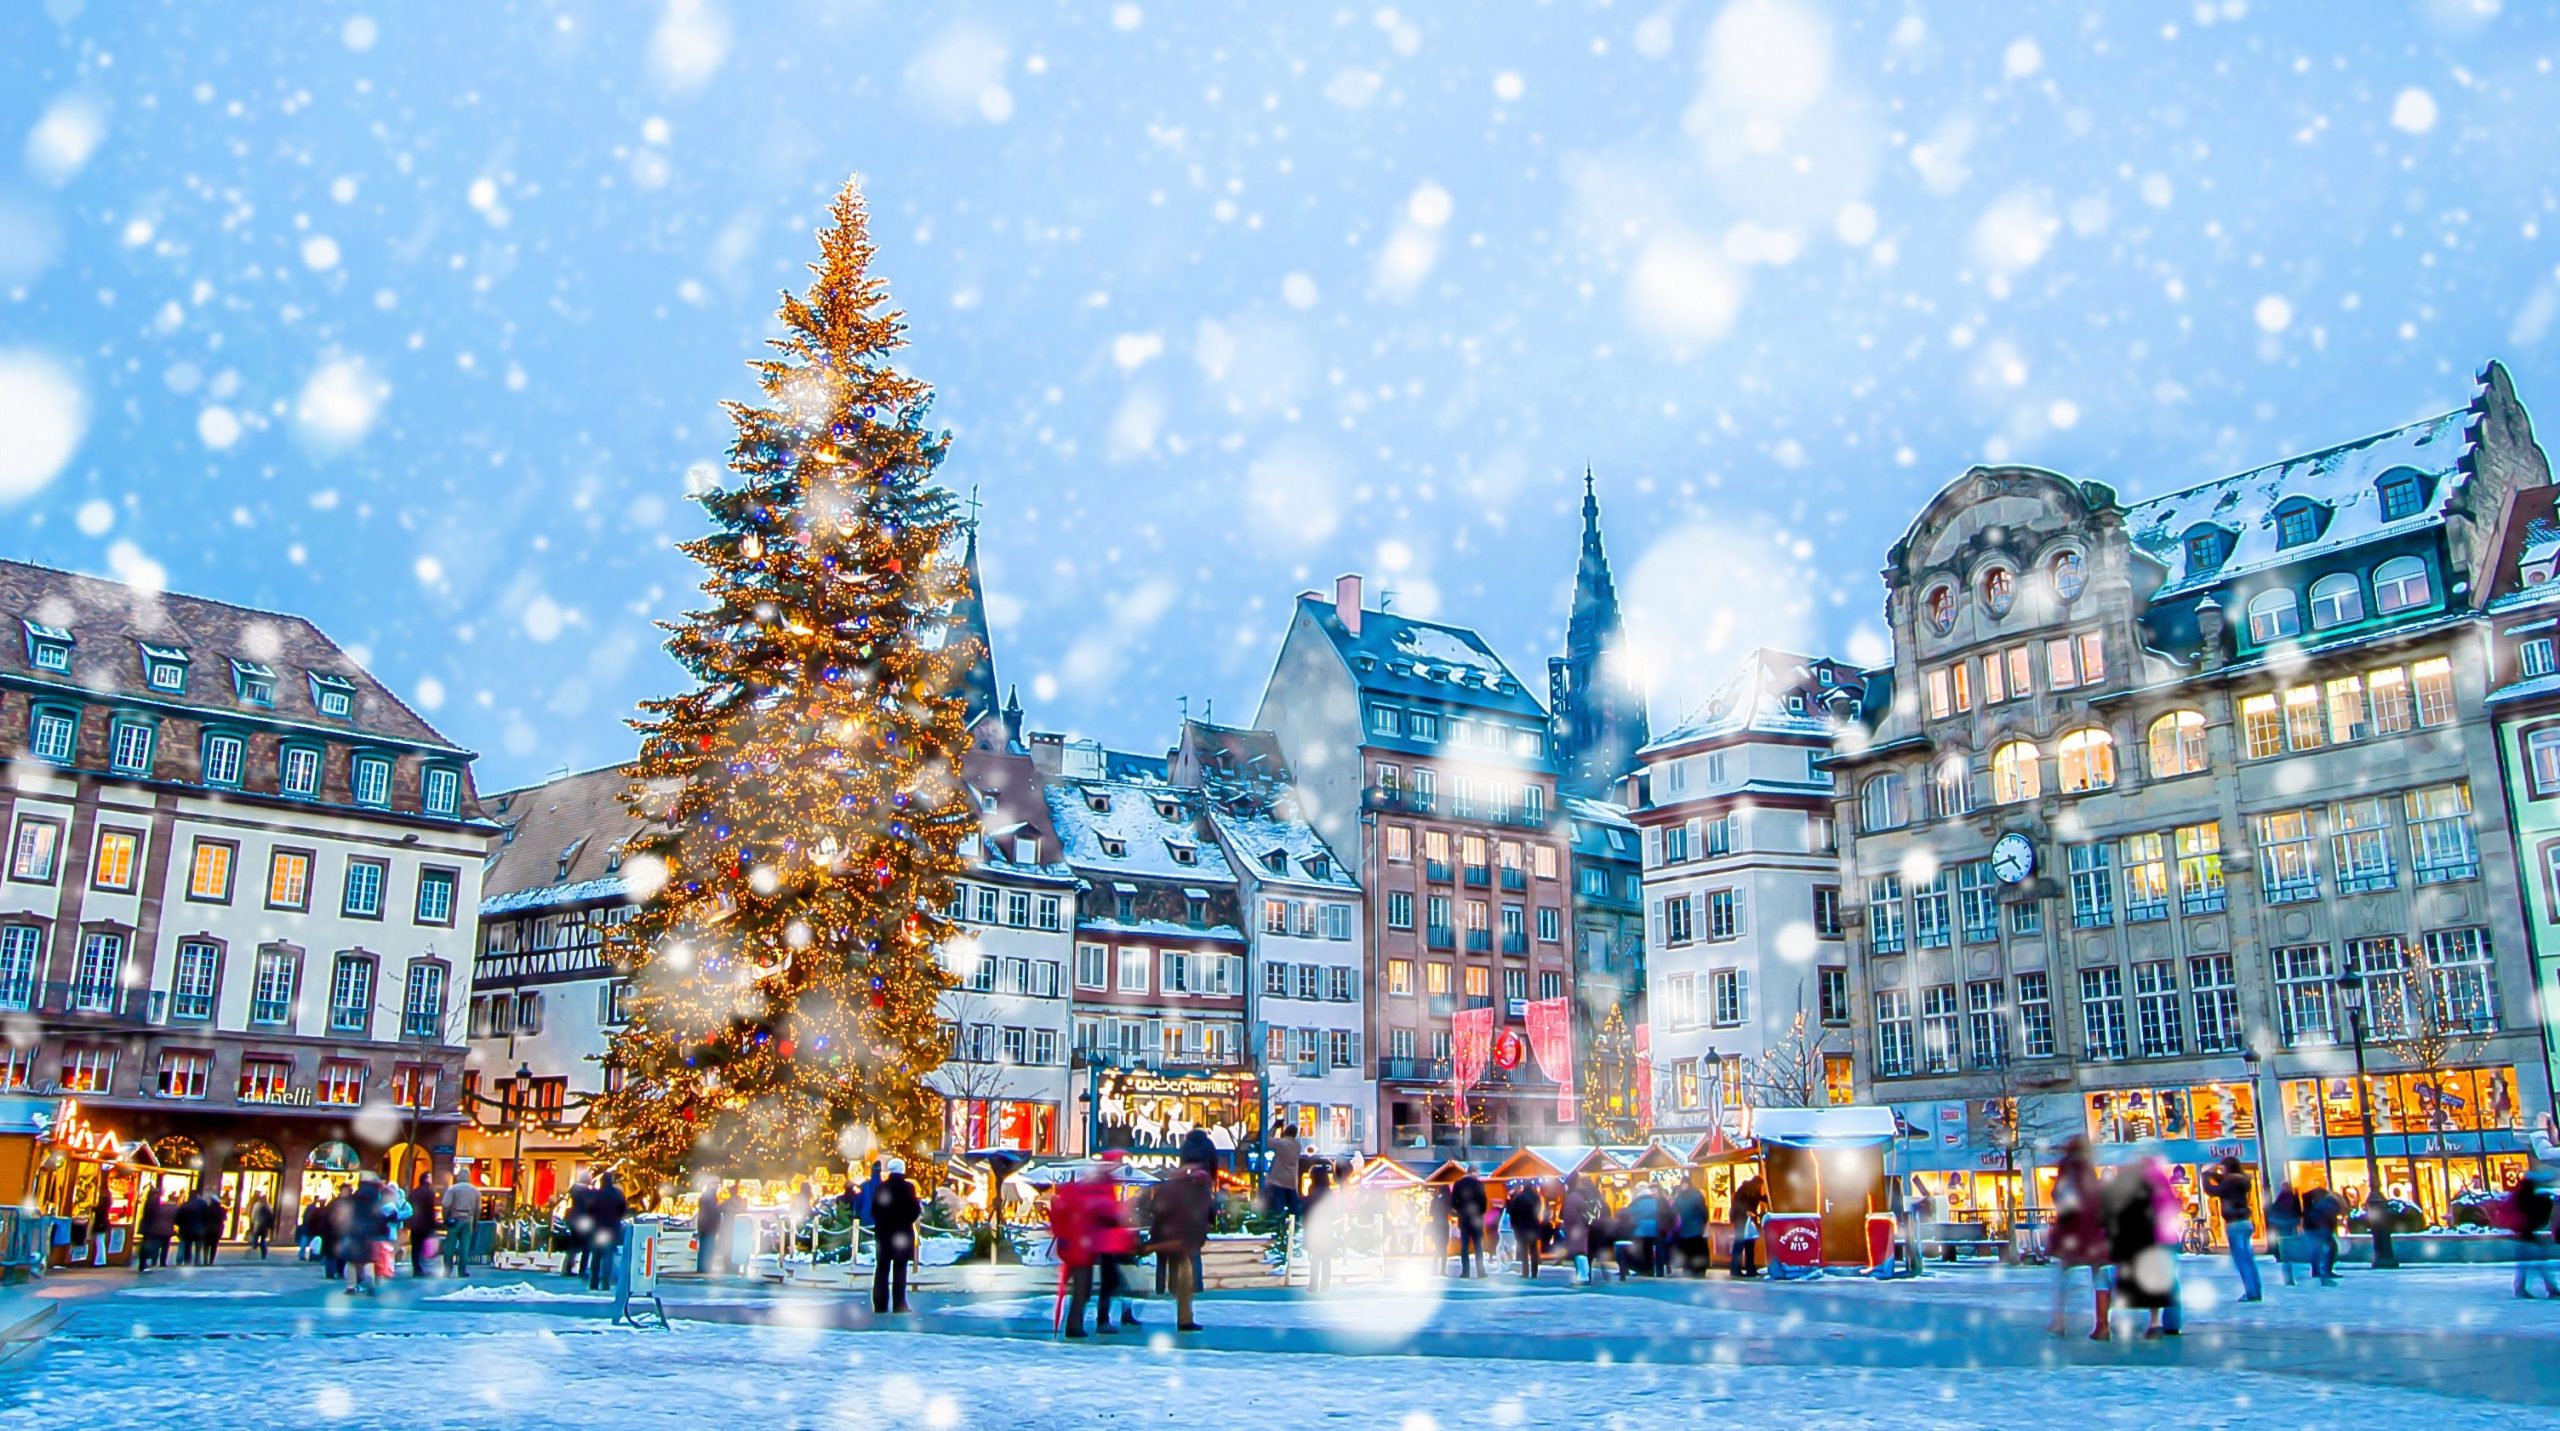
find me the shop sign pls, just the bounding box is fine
[1934,1103,1967,1150]
[1094,1069,1261,1153]
[1492,1029,1525,1071]
[1766,1218,1823,1263]
[242,1086,316,1107]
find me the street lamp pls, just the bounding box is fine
[1701,1048,1725,1130]
[2330,971,2400,1269]
[2240,1043,2275,1197]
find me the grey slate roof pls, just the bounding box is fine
[1208,807,1359,892]
[1044,777,1237,884]
[1297,594,1547,719]
[2125,409,2474,597]
[1641,649,1842,755]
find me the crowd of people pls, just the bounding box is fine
[288,1168,506,1294]
[133,1184,258,1271]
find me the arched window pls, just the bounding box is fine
[2307,573,2364,630]
[2050,550,2087,602]
[2246,589,2301,644]
[1932,756,1974,819]
[1991,742,2041,804]
[1982,568,2015,618]
[1924,586,1955,635]
[1861,773,1906,832]
[2147,711,2209,778]
[2373,556,2433,614]
[2056,728,2117,792]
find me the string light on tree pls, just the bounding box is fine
[591,177,975,1191]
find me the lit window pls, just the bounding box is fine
[2055,728,2116,792]
[91,828,141,893]
[266,850,312,910]
[188,841,235,902]
[2147,711,2208,777]
[1991,741,2041,804]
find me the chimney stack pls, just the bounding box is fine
[1334,573,1364,635]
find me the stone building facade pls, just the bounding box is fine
[1829,362,2555,1233]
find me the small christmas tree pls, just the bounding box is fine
[1579,1003,1646,1142]
[593,178,973,1190]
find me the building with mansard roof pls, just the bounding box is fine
[1826,361,2552,1237]
[0,559,494,1250]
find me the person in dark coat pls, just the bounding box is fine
[340,1174,387,1295]
[137,1186,175,1272]
[1504,1180,1545,1280]
[1301,1160,1336,1293]
[2048,1136,2113,1337]
[408,1174,441,1277]
[1672,1183,1710,1275]
[585,1171,629,1292]
[855,1162,884,1232]
[1449,1173,1488,1277]
[297,1194,325,1261]
[1729,1174,1769,1279]
[696,1179,728,1276]
[1149,1160,1214,1331]
[246,1194,275,1259]
[323,1192,352,1279]
[1178,1126,1219,1172]
[2302,1185,2345,1285]
[561,1170,594,1278]
[870,1158,922,1314]
[170,1189,199,1266]
[2200,1156,2261,1303]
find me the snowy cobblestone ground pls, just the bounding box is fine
[9,1317,2549,1431]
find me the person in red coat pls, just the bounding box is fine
[1053,1154,1134,1338]
[2047,1136,2115,1340]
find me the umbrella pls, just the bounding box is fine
[1010,1159,1159,1188]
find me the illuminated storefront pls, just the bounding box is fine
[945,1098,1061,1155]
[2277,1064,2534,1227]
[1092,1069,1261,1164]
[1887,1100,2027,1235]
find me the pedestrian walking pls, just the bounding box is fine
[408,1171,441,1277]
[341,1172,387,1296]
[1449,1172,1488,1277]
[2267,1184,2305,1287]
[442,1176,481,1278]
[1558,1177,1598,1285]
[1053,1153,1134,1337]
[137,1186,174,1272]
[2048,1136,2114,1339]
[2201,1156,2262,1303]
[1149,1157,1213,1332]
[2107,1156,2183,1338]
[184,1186,223,1265]
[1730,1173,1768,1278]
[323,1190,353,1281]
[561,1170,595,1279]
[1264,1126,1302,1220]
[299,1193,327,1262]
[1302,1161,1335,1293]
[246,1194,275,1259]
[2499,1168,2559,1298]
[1504,1178,1545,1281]
[1627,1186,1665,1278]
[870,1158,920,1314]
[695,1179,727,1276]
[1672,1182,1710,1276]
[586,1170,628,1292]
[2302,1185,2344,1285]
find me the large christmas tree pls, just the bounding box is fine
[593,179,972,1190]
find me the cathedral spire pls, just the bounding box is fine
[1550,469,1648,798]
[951,517,999,728]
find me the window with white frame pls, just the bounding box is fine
[2272,944,2336,1046]
[1662,895,1695,946]
[2176,824,2224,913]
[0,925,42,1010]
[29,708,76,763]
[1712,968,1747,1027]
[202,732,245,787]
[2523,637,2557,680]
[2331,797,2397,893]
[2017,971,2054,1058]
[402,962,446,1040]
[109,720,155,776]
[1706,889,1737,941]
[422,767,461,816]
[2421,928,2498,1032]
[1075,944,1107,990]
[1116,946,1149,993]
[1873,990,1914,1077]
[2373,556,2434,614]
[71,932,122,1013]
[156,1049,210,1100]
[280,745,322,798]
[2121,834,2170,921]
[1912,870,1951,948]
[2068,843,2114,928]
[2079,967,2128,1061]
[1662,973,1696,1028]
[2189,955,2240,1054]
[61,1044,116,1094]
[1957,862,1999,942]
[2254,810,2319,902]
[2132,960,2183,1058]
[352,755,392,807]
[1866,875,1905,954]
[1966,981,2007,1068]
[2406,783,2478,882]
[1920,985,1960,1073]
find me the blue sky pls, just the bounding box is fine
[4,1,2556,790]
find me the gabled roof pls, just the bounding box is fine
[1206,807,1357,892]
[480,764,645,909]
[1296,593,1547,719]
[1641,649,1847,754]
[1043,777,1235,884]
[1563,796,1639,863]
[2126,408,2475,597]
[0,558,467,753]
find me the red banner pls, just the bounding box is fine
[1451,1006,1497,1122]
[1525,996,1575,1122]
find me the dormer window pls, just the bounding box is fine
[2273,500,2327,550]
[231,658,277,706]
[140,643,190,694]
[1923,586,1955,635]
[1369,705,1404,737]
[1154,798,1180,821]
[310,672,356,719]
[1185,895,1208,927]
[423,767,461,818]
[1167,842,1198,866]
[2184,527,2231,574]
[2378,469,2428,522]
[1013,834,1039,864]
[1981,567,2015,618]
[2050,550,2088,602]
[351,754,393,808]
[1085,791,1110,814]
[1263,848,1288,874]
[1409,712,1439,741]
[22,620,73,673]
[1099,836,1127,858]
[1305,855,1331,881]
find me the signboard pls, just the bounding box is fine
[1492,1029,1525,1071]
[615,1220,669,1330]
[1934,1103,1967,1151]
[1093,1069,1261,1155]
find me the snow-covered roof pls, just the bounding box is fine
[2125,408,2474,597]
[2486,672,2560,707]
[2525,515,2560,570]
[1207,807,1358,891]
[1642,649,1843,754]
[1300,594,1547,719]
[1042,777,1237,883]
[481,874,632,917]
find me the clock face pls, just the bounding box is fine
[1991,833,2036,884]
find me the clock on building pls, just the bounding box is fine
[1991,832,2036,884]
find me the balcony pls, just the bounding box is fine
[1425,925,1456,951]
[1378,1056,1440,1082]
[1425,860,1453,883]
[1500,933,1528,956]
[26,982,161,1026]
[1362,786,1437,817]
[1465,930,1492,954]
[1428,994,1456,1016]
[1500,868,1527,892]
[1462,865,1491,888]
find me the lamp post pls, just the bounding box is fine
[2330,972,2400,1269]
[2240,1044,2275,1195]
[506,1061,534,1211]
[1701,1048,1725,1134]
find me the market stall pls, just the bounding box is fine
[1752,1107,1897,1277]
[29,1103,156,1267]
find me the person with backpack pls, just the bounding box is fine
[1448,1172,1487,1277]
[2502,1168,2559,1298]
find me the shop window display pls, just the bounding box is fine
[2278,1065,2531,1228]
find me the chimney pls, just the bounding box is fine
[1334,573,1364,635]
